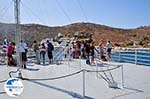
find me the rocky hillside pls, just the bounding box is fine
[0,22,150,47]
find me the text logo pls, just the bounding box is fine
[4,78,23,97]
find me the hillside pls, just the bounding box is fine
[0,22,150,47]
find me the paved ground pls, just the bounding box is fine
[0,59,150,99]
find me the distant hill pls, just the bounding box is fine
[0,22,150,47]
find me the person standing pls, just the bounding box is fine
[106,40,113,61]
[85,41,91,65]
[40,43,46,64]
[76,41,81,59]
[46,40,54,64]
[90,42,99,64]
[7,42,16,66]
[64,44,68,58]
[80,40,85,59]
[2,37,9,53]
[19,40,27,69]
[72,42,76,58]
[98,39,105,61]
[32,40,40,64]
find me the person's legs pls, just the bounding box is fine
[107,48,111,61]
[48,51,52,64]
[86,53,90,64]
[20,52,23,68]
[42,52,45,64]
[100,51,104,60]
[51,52,53,63]
[12,56,16,66]
[91,55,94,64]
[35,51,40,64]
[47,51,50,64]
[40,52,42,59]
[107,52,109,61]
[8,57,11,66]
[7,54,12,66]
[108,52,111,61]
[22,52,27,69]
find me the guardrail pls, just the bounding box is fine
[111,48,150,66]
[19,46,150,66]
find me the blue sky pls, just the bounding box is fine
[0,0,150,29]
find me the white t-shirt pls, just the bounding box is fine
[99,43,104,51]
[19,42,27,52]
[107,43,112,49]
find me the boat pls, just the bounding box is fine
[0,0,150,99]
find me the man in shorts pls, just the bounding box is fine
[19,40,27,69]
[46,40,54,64]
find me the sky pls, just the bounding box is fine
[0,0,150,29]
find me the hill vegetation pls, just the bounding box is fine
[0,22,149,47]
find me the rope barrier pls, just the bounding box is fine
[0,91,6,94]
[0,79,7,83]
[0,64,122,84]
[95,59,122,67]
[22,70,83,81]
[9,68,20,78]
[21,65,121,81]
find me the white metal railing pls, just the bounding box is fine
[53,46,65,59]
[111,47,150,66]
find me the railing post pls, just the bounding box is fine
[121,65,124,88]
[79,55,81,69]
[135,48,137,64]
[68,57,70,67]
[96,60,98,76]
[68,48,71,67]
[119,47,121,62]
[83,69,85,97]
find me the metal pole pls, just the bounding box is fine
[119,48,121,62]
[14,0,22,75]
[135,48,137,64]
[68,46,72,67]
[121,65,124,88]
[82,69,85,97]
[96,59,99,77]
[79,55,81,69]
[68,48,70,67]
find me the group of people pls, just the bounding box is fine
[3,39,28,68]
[22,39,54,68]
[2,38,27,68]
[66,39,113,65]
[98,39,113,62]
[3,37,113,68]
[2,37,54,69]
[32,40,54,65]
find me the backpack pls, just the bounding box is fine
[47,43,54,51]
